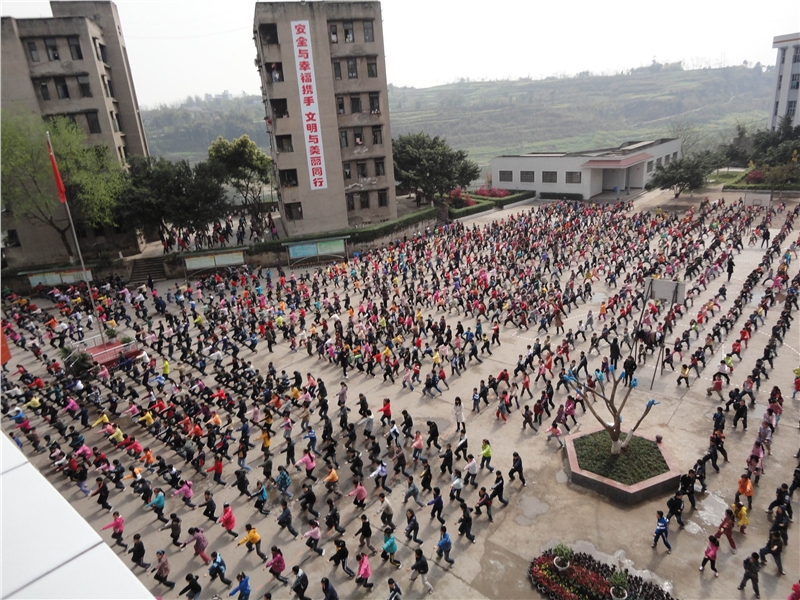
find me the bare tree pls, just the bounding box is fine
[667,118,711,156]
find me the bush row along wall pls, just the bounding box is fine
[470,190,537,208]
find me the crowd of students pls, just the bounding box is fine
[2,197,799,600]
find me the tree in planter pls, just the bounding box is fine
[645,154,717,198]
[207,135,272,228]
[609,570,629,599]
[565,347,659,455]
[1,111,126,259]
[552,543,573,570]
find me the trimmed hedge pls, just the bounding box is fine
[246,206,438,255]
[539,192,584,201]
[471,190,537,208]
[447,198,494,219]
[723,184,800,191]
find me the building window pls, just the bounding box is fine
[378,190,388,206]
[68,36,83,60]
[333,61,342,80]
[360,192,370,209]
[2,230,20,248]
[38,80,51,101]
[794,46,800,63]
[781,48,786,64]
[347,58,358,79]
[98,43,108,63]
[259,23,279,45]
[54,76,70,99]
[329,24,338,43]
[372,126,382,145]
[109,111,119,131]
[27,41,40,62]
[367,61,378,78]
[77,75,92,98]
[279,169,298,187]
[791,74,800,90]
[86,112,101,134]
[357,162,368,178]
[276,134,293,152]
[656,157,662,167]
[369,92,380,113]
[105,77,115,98]
[350,95,362,113]
[778,75,783,90]
[788,100,797,117]
[672,152,677,160]
[775,101,780,116]
[363,21,374,42]
[375,158,385,176]
[339,130,348,148]
[44,37,59,61]
[336,96,345,114]
[270,98,289,118]
[565,171,582,184]
[498,170,513,182]
[346,194,355,211]
[353,127,363,146]
[664,155,670,165]
[541,171,557,183]
[343,163,352,180]
[343,21,354,43]
[285,202,303,220]
[520,170,535,183]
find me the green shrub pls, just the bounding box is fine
[573,430,669,485]
[609,571,629,592]
[539,192,584,200]
[553,543,573,562]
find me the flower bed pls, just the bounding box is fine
[530,551,676,600]
[572,430,669,486]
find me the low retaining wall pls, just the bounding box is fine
[564,426,682,505]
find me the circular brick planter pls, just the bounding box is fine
[564,426,682,505]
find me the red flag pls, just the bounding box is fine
[46,133,67,203]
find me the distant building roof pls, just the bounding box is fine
[500,139,678,159]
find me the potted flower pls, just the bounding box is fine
[105,327,118,339]
[609,570,629,600]
[553,543,573,572]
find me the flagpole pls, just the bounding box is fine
[46,131,107,350]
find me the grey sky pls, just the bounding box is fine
[3,0,798,108]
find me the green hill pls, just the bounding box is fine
[142,64,774,167]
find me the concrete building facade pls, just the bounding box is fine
[491,139,682,200]
[1,1,148,269]
[770,32,800,130]
[254,1,397,237]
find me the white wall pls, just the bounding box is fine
[492,155,591,198]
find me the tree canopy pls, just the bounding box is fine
[645,153,718,197]
[207,135,272,227]
[1,110,125,257]
[392,132,481,200]
[117,156,229,234]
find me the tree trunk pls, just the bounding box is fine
[610,438,622,455]
[57,226,75,261]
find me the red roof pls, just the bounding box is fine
[581,152,653,168]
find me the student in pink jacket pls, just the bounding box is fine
[699,535,720,577]
[355,552,374,590]
[173,480,195,508]
[101,511,128,548]
[348,480,368,508]
[295,449,318,482]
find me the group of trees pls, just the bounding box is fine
[1,110,272,257]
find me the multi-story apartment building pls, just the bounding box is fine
[254,1,397,236]
[1,1,148,268]
[770,32,800,130]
